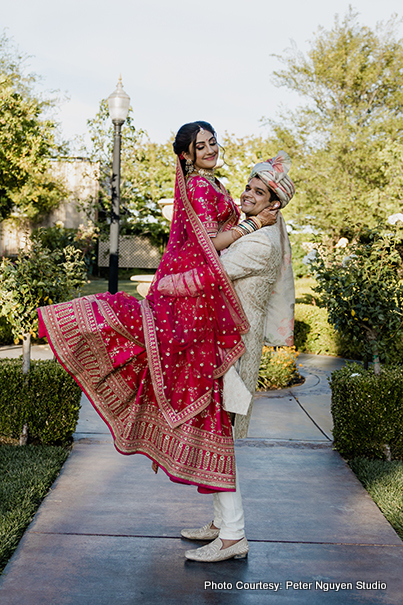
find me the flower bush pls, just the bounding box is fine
[308,226,403,372]
[257,346,302,390]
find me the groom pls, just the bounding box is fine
[183,152,296,562]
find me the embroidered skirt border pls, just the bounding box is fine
[38,299,236,491]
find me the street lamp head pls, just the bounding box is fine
[108,75,131,124]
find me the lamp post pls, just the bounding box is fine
[107,76,130,294]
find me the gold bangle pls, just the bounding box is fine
[231,226,244,240]
[250,216,262,229]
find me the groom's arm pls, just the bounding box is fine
[220,231,278,283]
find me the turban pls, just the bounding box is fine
[249,151,295,208]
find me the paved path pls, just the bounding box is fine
[0,348,402,604]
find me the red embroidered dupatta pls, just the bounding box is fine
[38,160,249,491]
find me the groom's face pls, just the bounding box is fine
[240,177,276,216]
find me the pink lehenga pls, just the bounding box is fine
[38,161,249,492]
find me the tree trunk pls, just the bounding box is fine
[383,444,392,462]
[366,329,381,376]
[22,332,31,374]
[372,342,381,376]
[19,424,28,446]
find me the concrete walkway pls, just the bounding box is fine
[0,347,402,604]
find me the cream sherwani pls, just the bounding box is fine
[189,154,296,547]
[220,216,295,438]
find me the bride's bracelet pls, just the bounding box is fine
[231,216,262,239]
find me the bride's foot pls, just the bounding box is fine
[151,461,159,474]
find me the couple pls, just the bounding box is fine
[38,120,295,563]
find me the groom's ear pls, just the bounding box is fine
[271,201,281,210]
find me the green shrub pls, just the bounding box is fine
[32,222,99,277]
[0,316,13,346]
[295,304,339,355]
[0,241,86,343]
[288,232,314,279]
[257,346,301,390]
[294,275,402,362]
[388,331,403,366]
[330,363,403,460]
[294,304,359,358]
[309,226,403,371]
[0,359,81,444]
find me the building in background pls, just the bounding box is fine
[0,158,99,257]
[0,157,163,271]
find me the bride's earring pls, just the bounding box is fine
[185,158,194,174]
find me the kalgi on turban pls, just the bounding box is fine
[249,150,295,208]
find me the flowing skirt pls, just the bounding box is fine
[38,291,236,492]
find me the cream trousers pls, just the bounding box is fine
[213,464,245,540]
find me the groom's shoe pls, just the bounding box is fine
[181,521,220,541]
[185,537,249,562]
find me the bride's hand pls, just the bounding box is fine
[256,202,280,227]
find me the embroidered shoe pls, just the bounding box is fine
[181,521,220,541]
[185,537,249,562]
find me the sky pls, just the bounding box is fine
[2,0,403,148]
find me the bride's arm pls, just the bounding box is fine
[187,176,278,251]
[210,205,279,251]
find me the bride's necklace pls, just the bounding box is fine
[189,167,216,184]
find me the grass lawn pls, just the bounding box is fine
[294,276,318,304]
[0,444,70,574]
[80,278,142,298]
[349,458,403,541]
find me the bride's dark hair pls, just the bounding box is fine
[173,121,216,175]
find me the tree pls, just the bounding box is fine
[85,101,173,250]
[32,221,99,277]
[0,239,87,373]
[267,10,403,243]
[0,32,66,223]
[308,226,403,373]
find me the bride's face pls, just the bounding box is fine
[186,129,219,170]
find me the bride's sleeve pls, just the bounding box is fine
[187,176,219,237]
[157,177,220,297]
[157,266,214,297]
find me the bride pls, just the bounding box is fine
[38,121,276,495]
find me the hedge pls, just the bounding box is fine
[294,303,360,358]
[330,363,403,460]
[0,359,81,445]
